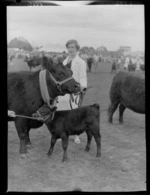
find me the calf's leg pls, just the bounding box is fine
[47,135,57,157]
[119,103,126,124]
[61,134,69,162]
[85,130,92,152]
[91,126,101,157]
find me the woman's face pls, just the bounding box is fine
[67,43,77,56]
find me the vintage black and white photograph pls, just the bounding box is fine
[7,3,145,192]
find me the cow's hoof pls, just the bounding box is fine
[47,152,52,157]
[96,153,101,158]
[108,119,113,124]
[20,153,28,159]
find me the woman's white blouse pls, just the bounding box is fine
[57,54,87,110]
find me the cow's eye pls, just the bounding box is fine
[58,72,64,77]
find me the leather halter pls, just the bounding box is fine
[48,71,74,94]
[39,69,74,108]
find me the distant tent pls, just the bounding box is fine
[8,37,33,51]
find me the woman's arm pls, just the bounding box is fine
[78,60,87,89]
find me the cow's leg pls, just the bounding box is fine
[91,126,101,157]
[15,118,28,156]
[47,135,57,157]
[61,134,69,162]
[119,103,126,124]
[85,130,92,152]
[25,128,33,149]
[108,101,120,123]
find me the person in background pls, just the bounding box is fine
[115,57,120,71]
[57,39,87,144]
[124,56,130,70]
[135,56,143,75]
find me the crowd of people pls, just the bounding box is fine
[123,56,144,71]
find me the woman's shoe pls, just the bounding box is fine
[74,135,80,144]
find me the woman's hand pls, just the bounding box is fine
[8,110,16,117]
[81,86,87,92]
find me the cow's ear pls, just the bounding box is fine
[42,56,54,70]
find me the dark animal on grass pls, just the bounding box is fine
[27,104,101,162]
[128,62,136,72]
[108,71,145,124]
[17,54,23,59]
[8,56,81,157]
[87,57,94,72]
[24,56,42,71]
[9,54,15,61]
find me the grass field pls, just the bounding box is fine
[8,59,146,192]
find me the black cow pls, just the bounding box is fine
[108,71,145,124]
[27,104,101,162]
[8,56,81,157]
[128,62,136,72]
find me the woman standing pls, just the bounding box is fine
[124,56,130,70]
[57,39,87,144]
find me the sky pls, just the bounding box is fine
[7,4,145,52]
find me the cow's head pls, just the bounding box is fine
[42,56,81,96]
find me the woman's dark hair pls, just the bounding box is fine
[66,39,80,50]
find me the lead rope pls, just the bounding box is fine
[69,90,86,109]
[11,114,45,121]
